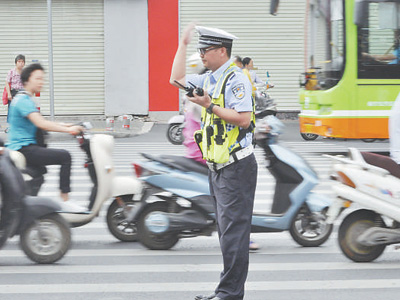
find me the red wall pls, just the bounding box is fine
[148,0,179,111]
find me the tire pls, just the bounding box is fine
[300,133,318,141]
[137,201,179,250]
[106,197,137,242]
[361,138,376,143]
[20,213,71,264]
[289,206,333,247]
[167,123,184,145]
[338,210,386,262]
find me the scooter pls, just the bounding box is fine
[129,116,333,250]
[15,124,143,242]
[325,148,400,262]
[166,114,185,145]
[254,71,277,118]
[0,145,71,264]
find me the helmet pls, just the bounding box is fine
[187,53,205,74]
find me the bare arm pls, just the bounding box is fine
[362,52,395,61]
[212,106,251,128]
[188,90,251,128]
[27,112,83,135]
[170,23,196,88]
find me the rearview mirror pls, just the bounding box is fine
[270,0,280,16]
[354,0,368,27]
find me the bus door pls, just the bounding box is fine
[356,1,400,139]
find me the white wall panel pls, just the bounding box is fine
[0,0,104,116]
[180,0,306,110]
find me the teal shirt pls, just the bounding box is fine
[6,93,39,151]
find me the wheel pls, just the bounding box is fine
[338,210,386,262]
[20,213,71,264]
[167,123,184,145]
[137,201,179,250]
[300,133,318,141]
[107,196,138,242]
[289,206,333,247]
[361,138,376,143]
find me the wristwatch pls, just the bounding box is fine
[206,103,215,114]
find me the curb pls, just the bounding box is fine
[47,121,155,141]
[0,121,155,143]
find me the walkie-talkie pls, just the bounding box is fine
[174,80,204,97]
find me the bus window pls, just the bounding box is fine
[358,2,400,79]
[305,0,344,90]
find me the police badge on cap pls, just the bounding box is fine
[195,26,238,49]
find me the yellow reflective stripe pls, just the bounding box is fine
[196,62,255,163]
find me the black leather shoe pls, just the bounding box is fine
[194,293,220,300]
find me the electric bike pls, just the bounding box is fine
[0,145,71,264]
[14,124,142,242]
[129,116,333,250]
[326,148,400,262]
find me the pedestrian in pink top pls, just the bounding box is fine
[5,54,25,122]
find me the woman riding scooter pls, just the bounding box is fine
[6,63,83,209]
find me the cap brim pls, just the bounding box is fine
[197,41,222,49]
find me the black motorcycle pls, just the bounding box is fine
[0,145,71,264]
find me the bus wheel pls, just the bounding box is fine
[300,133,318,141]
[361,139,376,143]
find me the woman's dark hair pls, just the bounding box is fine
[15,54,25,64]
[242,57,252,67]
[233,55,242,64]
[20,63,44,85]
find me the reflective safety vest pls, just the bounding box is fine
[194,63,256,164]
[242,68,256,98]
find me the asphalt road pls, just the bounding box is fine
[0,121,397,300]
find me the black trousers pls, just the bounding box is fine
[19,144,72,193]
[209,154,258,300]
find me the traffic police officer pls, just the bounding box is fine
[170,23,258,300]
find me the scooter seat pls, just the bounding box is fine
[361,152,400,179]
[159,155,208,175]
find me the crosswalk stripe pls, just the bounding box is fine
[1,261,400,274]
[37,190,333,197]
[0,246,344,257]
[1,279,400,294]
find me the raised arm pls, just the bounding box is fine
[170,23,196,88]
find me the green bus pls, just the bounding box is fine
[298,0,400,141]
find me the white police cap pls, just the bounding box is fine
[195,26,238,49]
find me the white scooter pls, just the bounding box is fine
[325,148,400,262]
[166,114,185,145]
[14,125,142,242]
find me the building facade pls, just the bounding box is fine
[0,0,304,117]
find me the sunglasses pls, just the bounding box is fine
[197,46,221,55]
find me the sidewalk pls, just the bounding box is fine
[0,116,155,142]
